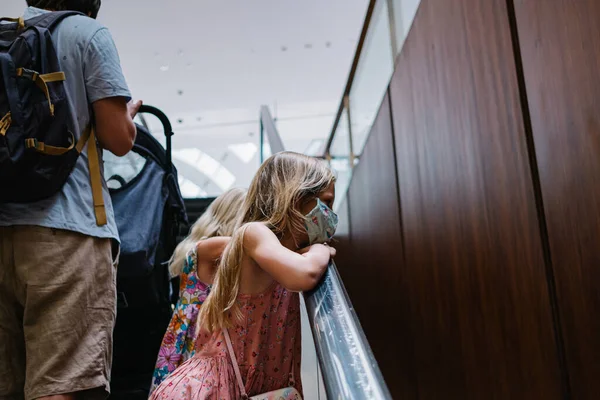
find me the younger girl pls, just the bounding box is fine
[151,152,338,399]
[150,188,247,391]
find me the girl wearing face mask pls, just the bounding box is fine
[151,151,338,400]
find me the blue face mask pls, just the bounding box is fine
[304,198,339,245]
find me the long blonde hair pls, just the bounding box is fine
[200,152,335,331]
[169,187,247,277]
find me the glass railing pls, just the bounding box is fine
[323,0,421,188]
[259,102,392,399]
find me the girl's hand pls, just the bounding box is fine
[306,243,331,266]
[300,243,336,263]
[324,243,337,258]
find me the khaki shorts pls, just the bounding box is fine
[0,226,117,400]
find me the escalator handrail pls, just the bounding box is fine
[304,261,393,400]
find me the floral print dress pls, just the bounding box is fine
[151,246,211,392]
[149,283,302,400]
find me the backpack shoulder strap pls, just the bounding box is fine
[86,127,107,226]
[76,126,107,226]
[24,10,84,31]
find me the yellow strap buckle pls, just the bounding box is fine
[25,138,38,148]
[0,112,12,136]
[0,17,25,30]
[25,133,75,156]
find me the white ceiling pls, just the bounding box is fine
[5,0,368,196]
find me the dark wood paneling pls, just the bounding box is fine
[344,93,415,399]
[388,0,562,397]
[514,1,600,397]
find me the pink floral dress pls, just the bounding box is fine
[149,282,302,399]
[150,246,211,392]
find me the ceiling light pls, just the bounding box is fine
[178,177,205,198]
[228,142,258,163]
[304,43,313,49]
[281,46,288,52]
[173,149,236,191]
[160,65,169,72]
[213,168,236,191]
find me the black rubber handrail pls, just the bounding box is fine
[139,104,174,172]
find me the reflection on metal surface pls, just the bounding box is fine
[260,105,285,161]
[304,262,392,400]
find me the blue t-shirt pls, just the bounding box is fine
[0,7,131,241]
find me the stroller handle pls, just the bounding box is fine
[138,104,174,173]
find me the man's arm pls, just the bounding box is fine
[93,98,141,156]
[84,28,141,156]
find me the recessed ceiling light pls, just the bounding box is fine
[160,65,169,72]
[326,41,332,48]
[304,43,313,49]
[177,118,184,124]
[177,90,184,96]
[196,116,202,122]
[281,46,288,52]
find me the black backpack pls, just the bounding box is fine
[0,11,106,225]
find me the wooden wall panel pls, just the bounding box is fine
[388,0,562,397]
[344,93,416,399]
[514,1,600,397]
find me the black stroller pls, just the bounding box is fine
[104,105,188,399]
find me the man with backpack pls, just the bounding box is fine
[0,1,141,399]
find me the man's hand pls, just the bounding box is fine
[128,99,143,119]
